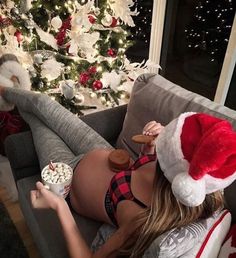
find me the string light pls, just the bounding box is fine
[97,66,103,72]
[100,96,106,103]
[90,92,96,98]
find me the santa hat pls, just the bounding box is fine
[156,112,236,207]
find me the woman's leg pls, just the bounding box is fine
[20,111,80,170]
[2,88,112,155]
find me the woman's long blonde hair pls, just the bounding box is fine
[118,162,224,257]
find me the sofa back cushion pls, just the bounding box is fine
[116,73,236,223]
[117,73,236,157]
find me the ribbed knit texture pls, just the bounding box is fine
[3,88,112,169]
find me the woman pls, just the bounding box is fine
[1,67,236,257]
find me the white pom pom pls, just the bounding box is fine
[172,172,206,207]
[51,16,62,30]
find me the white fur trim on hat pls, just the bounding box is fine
[205,171,236,194]
[156,112,196,182]
[172,172,206,207]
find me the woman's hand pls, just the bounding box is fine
[141,121,164,155]
[143,121,164,145]
[30,181,66,211]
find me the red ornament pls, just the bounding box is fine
[56,30,66,46]
[88,15,96,24]
[79,72,90,85]
[88,66,97,74]
[110,17,118,27]
[107,48,117,58]
[0,16,11,28]
[92,80,103,90]
[14,30,23,43]
[56,17,72,46]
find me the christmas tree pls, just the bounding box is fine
[185,0,236,64]
[0,0,155,115]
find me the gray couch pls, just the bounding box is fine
[4,74,236,258]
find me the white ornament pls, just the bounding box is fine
[41,58,64,81]
[60,80,76,99]
[101,14,113,27]
[33,53,43,64]
[94,7,100,16]
[75,92,85,104]
[51,16,63,30]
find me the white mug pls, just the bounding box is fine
[41,162,73,198]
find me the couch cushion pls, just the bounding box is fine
[218,223,236,258]
[17,174,101,258]
[117,73,236,158]
[180,210,231,258]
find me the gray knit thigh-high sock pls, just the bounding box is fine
[3,88,113,155]
[20,111,79,170]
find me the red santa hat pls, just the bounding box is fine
[156,112,236,207]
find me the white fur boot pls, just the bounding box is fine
[0,58,31,111]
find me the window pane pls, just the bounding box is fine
[160,0,235,100]
[225,65,236,110]
[126,0,153,62]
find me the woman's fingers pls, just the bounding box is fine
[30,190,40,208]
[36,181,45,190]
[143,121,163,136]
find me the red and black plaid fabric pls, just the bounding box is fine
[104,152,157,226]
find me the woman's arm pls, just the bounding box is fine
[141,121,164,155]
[31,182,128,258]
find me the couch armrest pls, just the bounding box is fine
[4,131,40,182]
[81,104,127,146]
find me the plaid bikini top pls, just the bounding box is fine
[104,152,157,226]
